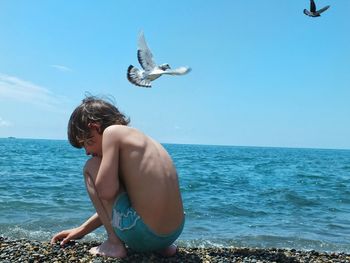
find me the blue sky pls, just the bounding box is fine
[0,1,349,149]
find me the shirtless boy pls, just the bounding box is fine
[51,96,185,258]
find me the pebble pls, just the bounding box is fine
[1,236,350,262]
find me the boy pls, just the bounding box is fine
[51,96,185,258]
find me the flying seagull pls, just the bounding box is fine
[304,0,330,17]
[127,31,191,88]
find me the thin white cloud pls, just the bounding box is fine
[0,117,11,127]
[0,73,68,111]
[50,64,72,72]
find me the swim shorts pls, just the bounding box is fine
[111,192,184,252]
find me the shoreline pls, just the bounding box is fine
[1,237,350,262]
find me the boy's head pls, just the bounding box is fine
[68,96,130,148]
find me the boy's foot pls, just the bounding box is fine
[89,240,127,258]
[159,244,177,257]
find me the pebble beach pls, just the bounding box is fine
[1,237,350,263]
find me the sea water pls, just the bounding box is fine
[0,138,349,252]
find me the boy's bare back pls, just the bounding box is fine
[109,125,184,234]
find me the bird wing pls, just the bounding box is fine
[317,5,330,14]
[137,31,157,71]
[127,65,152,88]
[303,9,311,16]
[161,67,192,75]
[310,0,317,12]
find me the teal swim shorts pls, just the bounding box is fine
[111,192,184,252]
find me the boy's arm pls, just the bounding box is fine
[51,213,102,245]
[94,126,121,200]
[80,212,102,234]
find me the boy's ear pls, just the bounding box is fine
[88,122,101,132]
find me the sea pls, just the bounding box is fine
[0,138,350,253]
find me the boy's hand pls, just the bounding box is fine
[50,227,84,246]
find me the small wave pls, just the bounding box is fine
[284,191,321,207]
[177,236,350,253]
[0,226,107,243]
[0,226,52,241]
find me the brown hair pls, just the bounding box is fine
[68,96,130,148]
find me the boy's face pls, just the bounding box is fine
[81,125,102,157]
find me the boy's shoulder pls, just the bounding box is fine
[104,125,142,139]
[102,125,131,146]
[104,125,130,135]
[103,125,148,148]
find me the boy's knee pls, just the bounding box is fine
[83,157,102,177]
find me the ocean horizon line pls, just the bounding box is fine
[1,136,349,151]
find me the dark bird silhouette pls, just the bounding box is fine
[304,0,330,17]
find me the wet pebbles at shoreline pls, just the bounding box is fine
[1,237,350,262]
